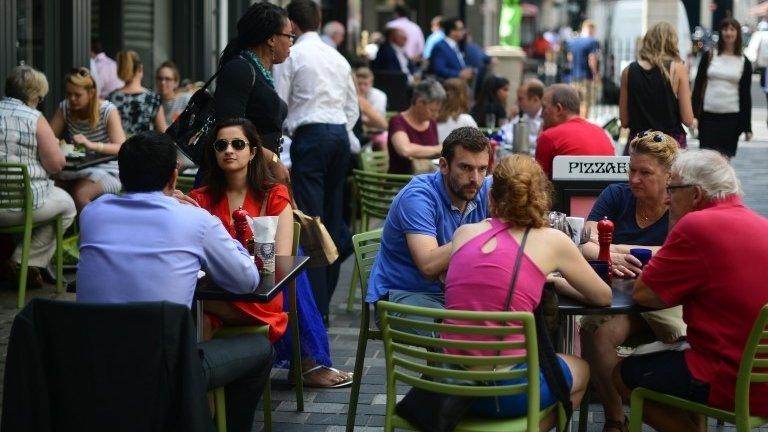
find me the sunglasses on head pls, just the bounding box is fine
[213,138,249,152]
[638,130,664,142]
[70,67,90,77]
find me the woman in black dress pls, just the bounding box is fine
[215,2,293,159]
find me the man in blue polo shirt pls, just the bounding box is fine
[366,127,491,331]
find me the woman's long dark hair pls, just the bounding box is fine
[470,75,509,126]
[219,1,288,65]
[203,118,276,205]
[716,17,743,56]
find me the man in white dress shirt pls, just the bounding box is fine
[510,78,545,154]
[274,0,360,322]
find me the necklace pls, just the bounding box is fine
[242,50,274,89]
[637,203,665,222]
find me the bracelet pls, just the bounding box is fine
[97,143,105,153]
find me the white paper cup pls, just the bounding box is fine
[254,242,275,273]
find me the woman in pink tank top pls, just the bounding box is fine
[443,154,612,426]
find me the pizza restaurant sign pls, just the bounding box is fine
[552,156,630,181]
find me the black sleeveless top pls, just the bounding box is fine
[627,61,684,135]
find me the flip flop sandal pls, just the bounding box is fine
[602,416,628,432]
[300,365,354,389]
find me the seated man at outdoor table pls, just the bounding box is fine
[75,131,273,432]
[614,149,768,431]
[534,83,615,178]
[366,126,491,334]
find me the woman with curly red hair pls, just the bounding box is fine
[442,154,611,428]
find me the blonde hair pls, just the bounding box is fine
[638,22,681,83]
[4,65,48,104]
[355,67,374,81]
[628,130,680,170]
[65,68,100,129]
[438,78,470,122]
[491,154,552,228]
[116,50,142,83]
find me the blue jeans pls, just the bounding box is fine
[290,123,351,318]
[375,290,445,337]
[199,334,274,432]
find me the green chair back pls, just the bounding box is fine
[353,169,412,231]
[0,163,64,306]
[358,151,389,173]
[629,303,768,432]
[346,229,383,432]
[176,175,196,194]
[378,301,565,432]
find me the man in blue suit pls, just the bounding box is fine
[428,17,474,82]
[371,27,416,83]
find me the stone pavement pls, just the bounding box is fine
[0,111,767,431]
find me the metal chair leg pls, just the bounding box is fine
[346,306,370,432]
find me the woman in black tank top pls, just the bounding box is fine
[619,22,694,155]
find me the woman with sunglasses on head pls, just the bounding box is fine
[579,131,684,432]
[215,1,293,170]
[155,61,191,128]
[692,17,752,159]
[50,67,126,211]
[189,118,353,388]
[109,50,166,135]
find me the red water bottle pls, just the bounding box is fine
[597,217,614,281]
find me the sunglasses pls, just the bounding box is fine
[70,67,90,77]
[638,130,664,142]
[213,138,249,152]
[156,76,175,82]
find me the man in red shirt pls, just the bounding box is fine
[614,149,768,431]
[534,84,615,177]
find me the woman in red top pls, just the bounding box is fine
[190,118,352,388]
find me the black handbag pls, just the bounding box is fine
[165,71,220,166]
[395,228,532,432]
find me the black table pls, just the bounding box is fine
[64,154,117,171]
[194,255,309,302]
[558,278,652,315]
[193,255,309,341]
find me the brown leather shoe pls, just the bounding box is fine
[6,262,44,290]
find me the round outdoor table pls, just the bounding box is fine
[558,278,653,316]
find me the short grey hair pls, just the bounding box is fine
[322,21,344,37]
[671,149,742,200]
[4,65,49,104]
[547,83,580,114]
[411,79,446,105]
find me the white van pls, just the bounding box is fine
[593,0,692,86]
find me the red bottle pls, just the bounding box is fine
[597,216,614,267]
[232,207,251,250]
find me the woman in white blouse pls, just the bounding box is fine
[436,78,477,144]
[692,17,752,158]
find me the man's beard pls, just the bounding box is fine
[447,172,480,202]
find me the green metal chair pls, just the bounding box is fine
[377,301,568,432]
[0,163,64,307]
[346,228,383,432]
[346,170,411,312]
[358,150,389,173]
[175,175,197,194]
[213,221,304,432]
[629,303,768,432]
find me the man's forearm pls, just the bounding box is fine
[415,243,453,280]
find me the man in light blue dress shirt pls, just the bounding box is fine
[76,132,273,432]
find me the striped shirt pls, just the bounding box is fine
[60,99,116,143]
[0,97,52,209]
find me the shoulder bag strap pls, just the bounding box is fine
[502,227,531,311]
[259,189,271,217]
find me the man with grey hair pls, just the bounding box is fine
[535,83,614,177]
[321,20,345,48]
[614,149,768,430]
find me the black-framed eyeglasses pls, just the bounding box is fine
[213,138,249,152]
[156,76,175,82]
[666,184,696,194]
[278,33,297,43]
